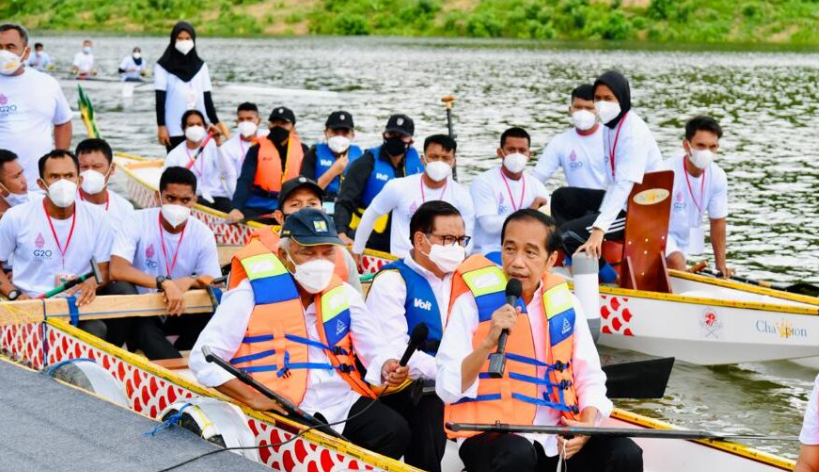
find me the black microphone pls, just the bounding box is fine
[400,322,429,366]
[487,279,522,378]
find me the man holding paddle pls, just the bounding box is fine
[436,209,642,472]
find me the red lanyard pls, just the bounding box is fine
[79,189,110,211]
[158,212,186,276]
[420,176,448,203]
[184,145,204,179]
[684,158,706,214]
[43,199,77,269]
[500,168,526,211]
[607,111,628,178]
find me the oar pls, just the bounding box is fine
[201,345,346,440]
[445,422,799,442]
[441,95,459,181]
[602,357,674,399]
[37,258,102,299]
[696,266,819,298]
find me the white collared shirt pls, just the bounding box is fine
[365,254,452,381]
[190,278,394,433]
[436,282,612,456]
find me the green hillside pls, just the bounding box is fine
[4,0,819,45]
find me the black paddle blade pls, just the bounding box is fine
[785,283,819,298]
[603,357,674,399]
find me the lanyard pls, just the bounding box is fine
[79,189,110,211]
[158,212,186,277]
[420,176,448,203]
[184,145,204,178]
[606,111,628,178]
[500,168,526,211]
[684,158,706,215]
[43,199,77,270]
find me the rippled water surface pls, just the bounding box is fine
[40,35,819,458]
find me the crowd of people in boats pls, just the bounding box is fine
[22,37,147,81]
[3,20,819,472]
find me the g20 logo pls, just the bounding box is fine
[33,249,52,259]
[0,105,17,114]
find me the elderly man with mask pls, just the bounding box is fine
[190,208,410,458]
[366,200,468,472]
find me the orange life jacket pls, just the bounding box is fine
[253,134,304,193]
[229,245,375,402]
[444,255,580,439]
[229,226,348,290]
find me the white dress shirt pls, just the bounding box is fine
[365,254,452,381]
[436,282,612,456]
[190,278,395,433]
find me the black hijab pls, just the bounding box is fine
[156,21,204,83]
[133,49,142,67]
[594,70,631,128]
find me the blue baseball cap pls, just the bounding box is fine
[280,208,342,246]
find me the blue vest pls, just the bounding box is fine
[377,259,443,354]
[314,143,364,196]
[361,145,423,207]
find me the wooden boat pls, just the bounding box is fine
[0,293,796,472]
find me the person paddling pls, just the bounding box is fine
[155,21,226,152]
[119,46,146,82]
[76,138,135,228]
[26,42,52,71]
[71,39,96,77]
[190,208,411,458]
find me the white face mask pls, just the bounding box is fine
[237,121,258,138]
[175,39,195,55]
[45,179,77,208]
[327,136,351,154]
[572,109,597,131]
[161,204,191,228]
[688,147,715,170]
[426,239,466,273]
[595,100,621,125]
[133,52,142,59]
[288,254,336,294]
[425,160,452,183]
[3,190,28,207]
[503,152,528,174]
[83,46,92,54]
[185,125,207,143]
[0,49,23,76]
[80,169,107,195]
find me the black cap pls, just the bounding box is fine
[384,114,414,136]
[278,176,324,210]
[325,111,355,130]
[269,106,296,125]
[281,208,342,246]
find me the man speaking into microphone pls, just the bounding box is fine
[436,209,642,472]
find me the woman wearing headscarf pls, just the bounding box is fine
[119,47,146,82]
[154,22,226,152]
[550,70,663,281]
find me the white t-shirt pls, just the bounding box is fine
[800,374,819,445]
[154,63,213,137]
[535,126,607,190]
[119,55,146,81]
[80,189,136,229]
[0,68,73,184]
[165,140,229,200]
[72,52,95,74]
[352,173,476,257]
[471,167,550,255]
[0,200,114,296]
[111,207,221,294]
[662,154,728,256]
[26,52,52,71]
[218,133,264,197]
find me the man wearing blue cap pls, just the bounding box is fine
[190,208,410,458]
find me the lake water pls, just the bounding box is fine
[38,34,819,459]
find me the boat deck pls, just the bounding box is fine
[0,357,269,472]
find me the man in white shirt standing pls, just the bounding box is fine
[0,149,37,219]
[366,201,468,472]
[0,150,113,337]
[795,373,819,472]
[663,116,731,277]
[352,135,475,259]
[535,84,607,190]
[189,208,411,458]
[108,167,221,360]
[75,138,135,228]
[165,109,232,213]
[471,127,549,262]
[436,209,642,472]
[71,39,96,77]
[218,102,263,198]
[0,23,73,185]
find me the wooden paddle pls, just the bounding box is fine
[694,264,819,297]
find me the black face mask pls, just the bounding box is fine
[383,136,408,157]
[269,126,290,144]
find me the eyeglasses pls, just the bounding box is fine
[427,233,471,247]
